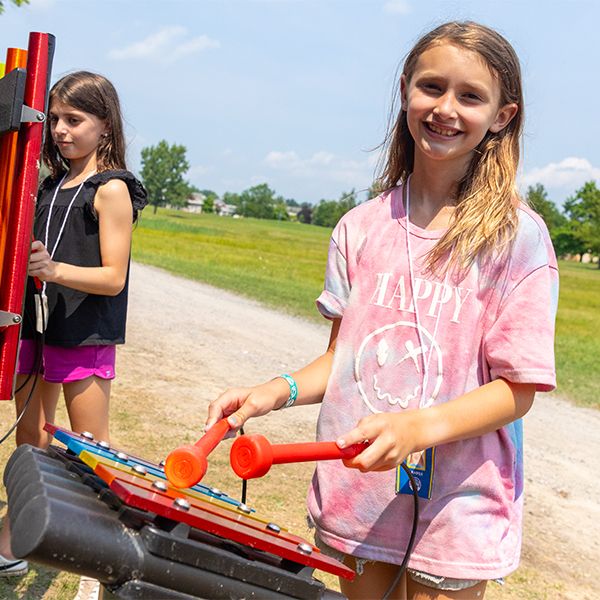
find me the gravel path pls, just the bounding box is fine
[118,262,599,599]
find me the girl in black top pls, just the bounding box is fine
[0,72,147,573]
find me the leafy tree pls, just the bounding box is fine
[200,189,218,201]
[552,226,586,259]
[563,181,600,266]
[297,202,313,224]
[273,196,291,221]
[140,140,192,213]
[367,181,384,201]
[222,191,241,207]
[526,184,566,232]
[0,0,28,13]
[312,199,339,228]
[313,190,357,228]
[238,183,289,220]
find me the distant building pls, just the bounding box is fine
[286,206,301,220]
[214,199,237,216]
[186,192,206,213]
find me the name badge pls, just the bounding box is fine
[396,447,435,499]
[35,292,48,334]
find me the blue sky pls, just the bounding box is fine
[2,0,597,206]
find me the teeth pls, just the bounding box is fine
[428,123,457,137]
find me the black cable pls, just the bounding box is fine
[12,297,40,394]
[239,425,247,505]
[381,463,420,600]
[234,423,419,597]
[0,287,45,446]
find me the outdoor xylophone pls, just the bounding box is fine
[4,424,353,599]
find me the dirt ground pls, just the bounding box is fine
[2,261,597,599]
[113,262,599,600]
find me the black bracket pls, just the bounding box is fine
[0,67,46,136]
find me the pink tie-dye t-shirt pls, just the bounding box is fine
[307,184,558,580]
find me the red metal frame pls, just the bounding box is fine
[0,32,54,400]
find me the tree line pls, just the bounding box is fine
[526,182,600,266]
[140,140,600,263]
[139,140,360,228]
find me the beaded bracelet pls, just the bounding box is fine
[276,374,298,409]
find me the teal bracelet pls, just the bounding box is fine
[276,374,298,409]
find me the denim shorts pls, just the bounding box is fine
[312,529,502,591]
[17,339,116,383]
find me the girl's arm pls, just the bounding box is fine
[338,378,535,472]
[29,179,133,296]
[206,319,341,429]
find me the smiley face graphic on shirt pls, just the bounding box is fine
[354,320,443,413]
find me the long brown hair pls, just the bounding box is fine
[43,71,126,177]
[378,21,524,275]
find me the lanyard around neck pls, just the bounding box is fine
[404,175,449,408]
[41,170,96,295]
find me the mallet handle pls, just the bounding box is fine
[271,441,365,464]
[194,418,231,454]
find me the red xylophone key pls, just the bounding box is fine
[230,434,368,479]
[164,418,231,488]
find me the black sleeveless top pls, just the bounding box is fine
[21,170,148,346]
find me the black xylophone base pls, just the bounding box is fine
[4,444,346,599]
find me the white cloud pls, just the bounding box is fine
[264,149,377,189]
[521,157,600,190]
[383,0,411,15]
[108,26,219,63]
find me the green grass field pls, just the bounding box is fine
[133,209,331,320]
[554,260,600,407]
[132,208,600,408]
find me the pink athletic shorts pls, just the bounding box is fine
[17,339,116,384]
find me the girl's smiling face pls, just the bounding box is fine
[401,43,518,169]
[49,100,107,165]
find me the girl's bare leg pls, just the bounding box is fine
[14,373,61,448]
[340,557,407,600]
[63,376,110,442]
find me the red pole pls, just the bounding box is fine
[0,48,28,293]
[0,33,53,400]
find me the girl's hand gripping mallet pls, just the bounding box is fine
[164,418,231,488]
[230,434,369,479]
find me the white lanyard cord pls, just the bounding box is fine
[405,175,449,408]
[41,170,96,295]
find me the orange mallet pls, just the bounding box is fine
[164,418,231,488]
[230,434,369,480]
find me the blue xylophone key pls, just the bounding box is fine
[51,428,244,508]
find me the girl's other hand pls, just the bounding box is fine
[28,240,56,281]
[206,378,289,432]
[337,411,421,473]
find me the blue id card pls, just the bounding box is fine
[395,447,435,499]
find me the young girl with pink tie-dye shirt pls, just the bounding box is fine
[207,21,558,600]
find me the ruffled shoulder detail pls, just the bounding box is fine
[85,169,148,221]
